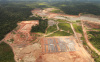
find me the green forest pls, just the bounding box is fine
[0,2,32,40]
[49,2,100,15]
[31,16,48,33]
[0,1,100,41]
[0,42,15,62]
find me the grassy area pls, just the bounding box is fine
[73,23,83,34]
[48,30,71,36]
[84,44,100,62]
[91,51,100,62]
[56,19,67,22]
[38,2,48,5]
[46,25,57,34]
[82,32,100,62]
[90,28,100,31]
[0,42,15,62]
[83,40,100,62]
[76,20,81,22]
[58,23,73,34]
[72,23,100,62]
[60,4,67,7]
[71,20,81,23]
[50,9,61,13]
[73,23,86,45]
[87,31,100,51]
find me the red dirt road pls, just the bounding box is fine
[81,20,100,55]
[70,23,94,62]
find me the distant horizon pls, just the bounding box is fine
[0,0,100,2]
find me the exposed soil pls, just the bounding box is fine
[1,8,97,62]
[81,20,100,55]
[39,37,93,62]
[83,20,100,29]
[1,20,93,62]
[1,21,42,62]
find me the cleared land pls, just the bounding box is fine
[1,7,97,62]
[1,21,42,62]
[41,37,76,54]
[40,37,92,62]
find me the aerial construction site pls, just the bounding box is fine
[1,8,100,62]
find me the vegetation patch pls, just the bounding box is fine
[50,9,61,13]
[60,4,67,7]
[58,23,73,34]
[48,30,71,36]
[31,16,48,33]
[0,42,15,62]
[76,20,81,22]
[56,19,67,22]
[7,39,14,43]
[90,28,100,31]
[73,23,83,34]
[11,31,16,34]
[84,43,100,62]
[46,25,57,34]
[87,31,100,51]
[73,23,86,45]
[52,2,100,15]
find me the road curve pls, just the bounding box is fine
[81,20,100,55]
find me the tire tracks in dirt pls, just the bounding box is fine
[81,20,100,55]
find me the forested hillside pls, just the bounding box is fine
[0,2,32,40]
[31,16,48,33]
[0,1,100,41]
[0,2,50,41]
[49,2,100,15]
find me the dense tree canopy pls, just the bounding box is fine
[0,2,32,40]
[31,16,48,33]
[49,2,100,15]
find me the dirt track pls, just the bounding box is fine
[81,20,100,55]
[70,23,81,46]
[0,8,96,62]
[70,23,94,62]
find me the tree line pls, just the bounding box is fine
[31,16,48,33]
[49,2,100,15]
[0,2,32,40]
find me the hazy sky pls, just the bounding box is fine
[0,0,100,1]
